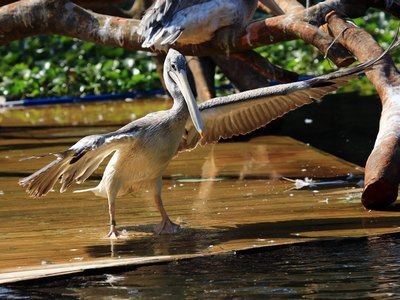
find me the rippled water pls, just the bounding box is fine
[3,233,400,299]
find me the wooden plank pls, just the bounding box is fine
[0,128,400,283]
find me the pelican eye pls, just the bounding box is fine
[171,63,177,71]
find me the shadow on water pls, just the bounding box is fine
[85,216,400,258]
[5,233,400,299]
[232,93,381,167]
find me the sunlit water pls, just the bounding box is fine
[3,234,400,299]
[0,94,395,298]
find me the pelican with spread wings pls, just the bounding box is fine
[20,46,393,237]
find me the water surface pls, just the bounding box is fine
[3,233,400,299]
[1,94,399,298]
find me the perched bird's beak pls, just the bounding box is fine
[169,67,204,137]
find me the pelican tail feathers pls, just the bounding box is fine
[19,134,116,197]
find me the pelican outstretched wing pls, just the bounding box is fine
[178,38,399,151]
[19,129,139,197]
[178,78,345,151]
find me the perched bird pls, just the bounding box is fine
[20,45,394,238]
[137,0,259,48]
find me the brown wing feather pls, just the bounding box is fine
[200,80,343,147]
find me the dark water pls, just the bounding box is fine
[3,234,400,299]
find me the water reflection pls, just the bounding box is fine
[2,94,399,293]
[85,216,400,259]
[5,234,400,299]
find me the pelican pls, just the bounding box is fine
[137,0,259,48]
[19,46,393,237]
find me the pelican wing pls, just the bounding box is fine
[177,26,400,151]
[19,128,139,197]
[178,78,345,151]
[178,46,396,152]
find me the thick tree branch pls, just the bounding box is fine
[325,13,400,209]
[0,0,395,59]
[0,0,142,49]
[274,0,305,14]
[0,0,355,65]
[241,15,354,67]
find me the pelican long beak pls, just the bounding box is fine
[169,69,204,137]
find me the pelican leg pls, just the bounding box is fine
[105,191,120,239]
[153,178,180,234]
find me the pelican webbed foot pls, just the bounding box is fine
[105,226,120,239]
[105,222,129,239]
[154,218,180,234]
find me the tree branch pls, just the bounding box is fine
[325,13,400,209]
[0,0,355,65]
[0,0,142,49]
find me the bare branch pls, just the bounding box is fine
[274,0,305,14]
[0,0,354,64]
[326,13,400,209]
[0,0,142,49]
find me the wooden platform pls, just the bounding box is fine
[1,125,400,284]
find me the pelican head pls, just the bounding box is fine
[164,49,204,137]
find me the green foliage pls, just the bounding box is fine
[0,11,398,100]
[0,35,161,100]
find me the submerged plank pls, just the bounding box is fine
[0,133,399,284]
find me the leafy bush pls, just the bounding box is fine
[0,36,161,100]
